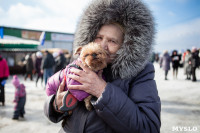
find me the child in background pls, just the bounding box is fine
[12,75,26,120]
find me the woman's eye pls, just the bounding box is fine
[95,36,102,40]
[111,40,116,43]
[109,40,116,44]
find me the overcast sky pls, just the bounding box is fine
[0,0,200,53]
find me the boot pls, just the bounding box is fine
[12,116,19,120]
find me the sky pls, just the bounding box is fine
[0,0,200,53]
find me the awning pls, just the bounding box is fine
[0,39,39,50]
[0,48,38,52]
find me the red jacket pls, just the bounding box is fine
[0,58,10,78]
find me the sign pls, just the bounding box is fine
[22,30,41,40]
[51,33,74,42]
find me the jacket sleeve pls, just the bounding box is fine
[46,70,63,96]
[14,88,20,102]
[4,59,10,77]
[91,66,161,133]
[44,95,68,123]
[41,58,45,70]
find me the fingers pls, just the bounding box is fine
[68,85,82,90]
[68,74,82,83]
[98,70,103,78]
[70,67,84,75]
[58,79,65,93]
[76,61,90,73]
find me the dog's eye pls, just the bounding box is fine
[85,54,89,57]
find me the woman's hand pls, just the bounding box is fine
[53,79,67,113]
[67,61,107,98]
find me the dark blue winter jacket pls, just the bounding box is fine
[44,63,161,133]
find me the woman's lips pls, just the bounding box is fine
[107,53,117,63]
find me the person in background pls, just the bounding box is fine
[35,51,43,87]
[155,53,160,63]
[54,50,67,73]
[20,55,26,76]
[31,53,37,76]
[0,55,10,106]
[199,48,200,64]
[41,50,55,86]
[190,47,199,82]
[171,50,180,79]
[12,75,26,120]
[178,50,183,68]
[44,0,161,132]
[160,50,171,80]
[150,52,156,63]
[24,54,34,81]
[183,49,192,80]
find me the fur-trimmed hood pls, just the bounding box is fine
[73,0,155,79]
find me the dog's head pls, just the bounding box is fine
[75,42,108,72]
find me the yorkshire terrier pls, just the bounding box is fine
[46,42,107,111]
[75,42,108,110]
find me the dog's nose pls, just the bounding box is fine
[92,53,97,58]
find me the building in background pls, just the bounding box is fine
[0,26,74,74]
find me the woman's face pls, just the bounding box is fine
[94,24,124,63]
[173,51,177,55]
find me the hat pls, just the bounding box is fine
[53,52,59,58]
[58,50,63,55]
[73,0,155,79]
[36,51,43,58]
[12,75,20,87]
[192,46,197,51]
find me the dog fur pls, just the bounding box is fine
[75,42,107,110]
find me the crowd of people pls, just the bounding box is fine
[0,50,70,120]
[20,50,71,87]
[158,47,200,81]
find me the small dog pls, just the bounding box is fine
[46,42,108,111]
[75,42,108,72]
[75,42,108,110]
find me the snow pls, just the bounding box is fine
[0,63,200,133]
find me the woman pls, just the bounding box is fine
[0,55,10,106]
[184,49,192,80]
[35,51,43,87]
[190,47,199,82]
[160,50,171,80]
[24,54,34,81]
[171,50,180,79]
[44,0,161,132]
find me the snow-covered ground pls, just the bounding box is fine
[0,63,200,133]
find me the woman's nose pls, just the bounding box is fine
[100,40,108,50]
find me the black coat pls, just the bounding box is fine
[41,53,55,69]
[54,54,67,73]
[190,51,199,68]
[26,57,34,72]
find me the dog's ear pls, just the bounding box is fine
[74,46,82,55]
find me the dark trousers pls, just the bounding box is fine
[191,67,197,81]
[165,70,168,80]
[36,73,43,86]
[25,71,33,80]
[13,96,26,118]
[0,85,5,104]
[173,67,178,78]
[44,68,53,85]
